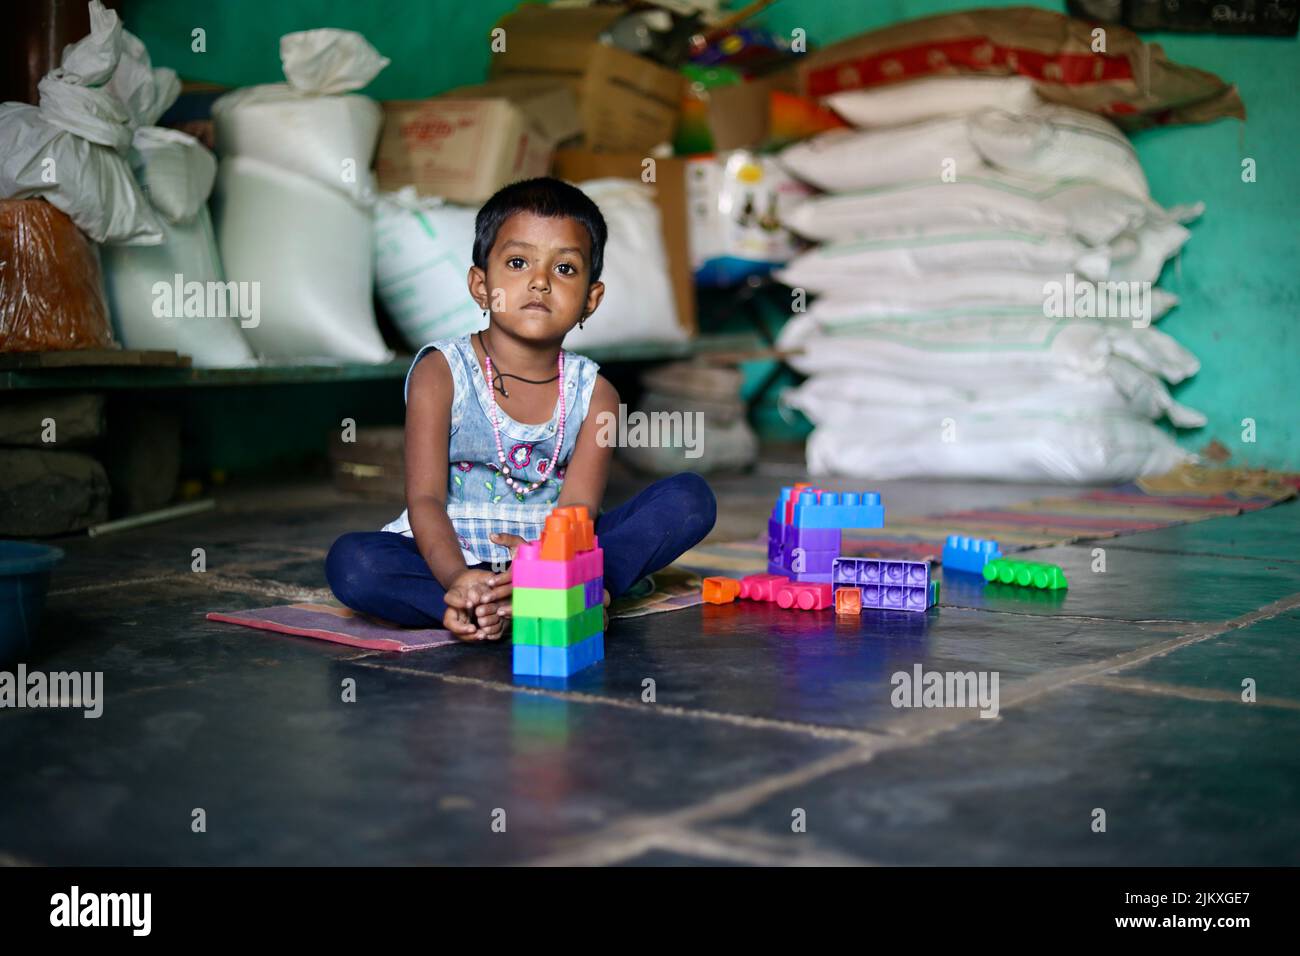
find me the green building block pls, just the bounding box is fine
[982,559,1068,590]
[512,605,603,648]
[512,584,586,619]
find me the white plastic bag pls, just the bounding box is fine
[778,228,1110,287]
[969,104,1149,199]
[795,406,1191,483]
[0,0,162,244]
[101,209,258,366]
[211,29,387,203]
[804,277,1179,321]
[373,189,485,349]
[824,75,1041,127]
[778,116,983,193]
[785,171,1201,248]
[777,312,1200,388]
[212,156,392,363]
[563,178,686,350]
[784,356,1203,430]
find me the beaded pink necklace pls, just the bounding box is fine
[483,348,565,496]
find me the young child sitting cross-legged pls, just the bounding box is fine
[326,177,717,639]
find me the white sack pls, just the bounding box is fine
[565,178,686,351]
[212,29,387,202]
[212,155,391,363]
[825,75,1041,127]
[796,407,1191,483]
[785,171,1202,247]
[778,116,983,192]
[101,208,257,366]
[0,0,162,244]
[777,312,1200,387]
[969,104,1149,199]
[778,228,1110,287]
[805,279,1179,322]
[373,189,485,348]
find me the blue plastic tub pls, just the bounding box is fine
[0,541,64,664]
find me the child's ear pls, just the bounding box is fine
[467,266,488,310]
[584,280,605,319]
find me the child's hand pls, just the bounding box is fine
[444,568,511,641]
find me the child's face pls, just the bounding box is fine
[471,211,603,342]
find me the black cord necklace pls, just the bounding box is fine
[477,330,560,398]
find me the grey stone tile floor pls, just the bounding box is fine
[4,455,1298,866]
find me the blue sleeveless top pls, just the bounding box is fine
[381,334,600,566]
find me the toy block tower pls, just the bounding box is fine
[767,485,885,583]
[511,506,605,678]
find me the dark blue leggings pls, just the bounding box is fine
[326,472,717,627]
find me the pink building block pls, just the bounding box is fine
[511,537,603,589]
[738,573,789,602]
[776,581,833,610]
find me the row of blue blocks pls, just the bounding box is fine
[512,633,605,678]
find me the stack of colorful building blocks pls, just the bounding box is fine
[941,535,1003,575]
[767,483,884,583]
[982,558,1068,590]
[511,506,605,677]
[831,557,939,614]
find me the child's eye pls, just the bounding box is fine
[506,256,527,269]
[556,263,576,276]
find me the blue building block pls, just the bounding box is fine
[942,535,1003,575]
[832,557,932,612]
[537,633,605,678]
[512,644,541,675]
[791,491,884,529]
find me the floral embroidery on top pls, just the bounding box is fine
[456,461,473,472]
[507,443,532,469]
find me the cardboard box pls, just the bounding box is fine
[489,5,684,153]
[375,81,580,204]
[552,149,696,338]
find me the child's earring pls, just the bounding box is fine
[578,312,586,330]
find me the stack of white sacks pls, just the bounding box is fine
[210,29,393,363]
[775,75,1206,483]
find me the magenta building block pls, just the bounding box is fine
[511,540,602,589]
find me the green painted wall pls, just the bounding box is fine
[123,0,1300,470]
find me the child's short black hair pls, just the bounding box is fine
[473,177,608,283]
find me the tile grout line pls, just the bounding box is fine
[1084,674,1300,711]
[345,660,895,744]
[522,589,1300,865]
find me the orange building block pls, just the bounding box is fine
[834,587,861,616]
[538,513,575,561]
[701,577,741,604]
[552,505,594,552]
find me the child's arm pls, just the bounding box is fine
[554,374,620,513]
[404,352,508,636]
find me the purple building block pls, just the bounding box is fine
[832,557,933,612]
